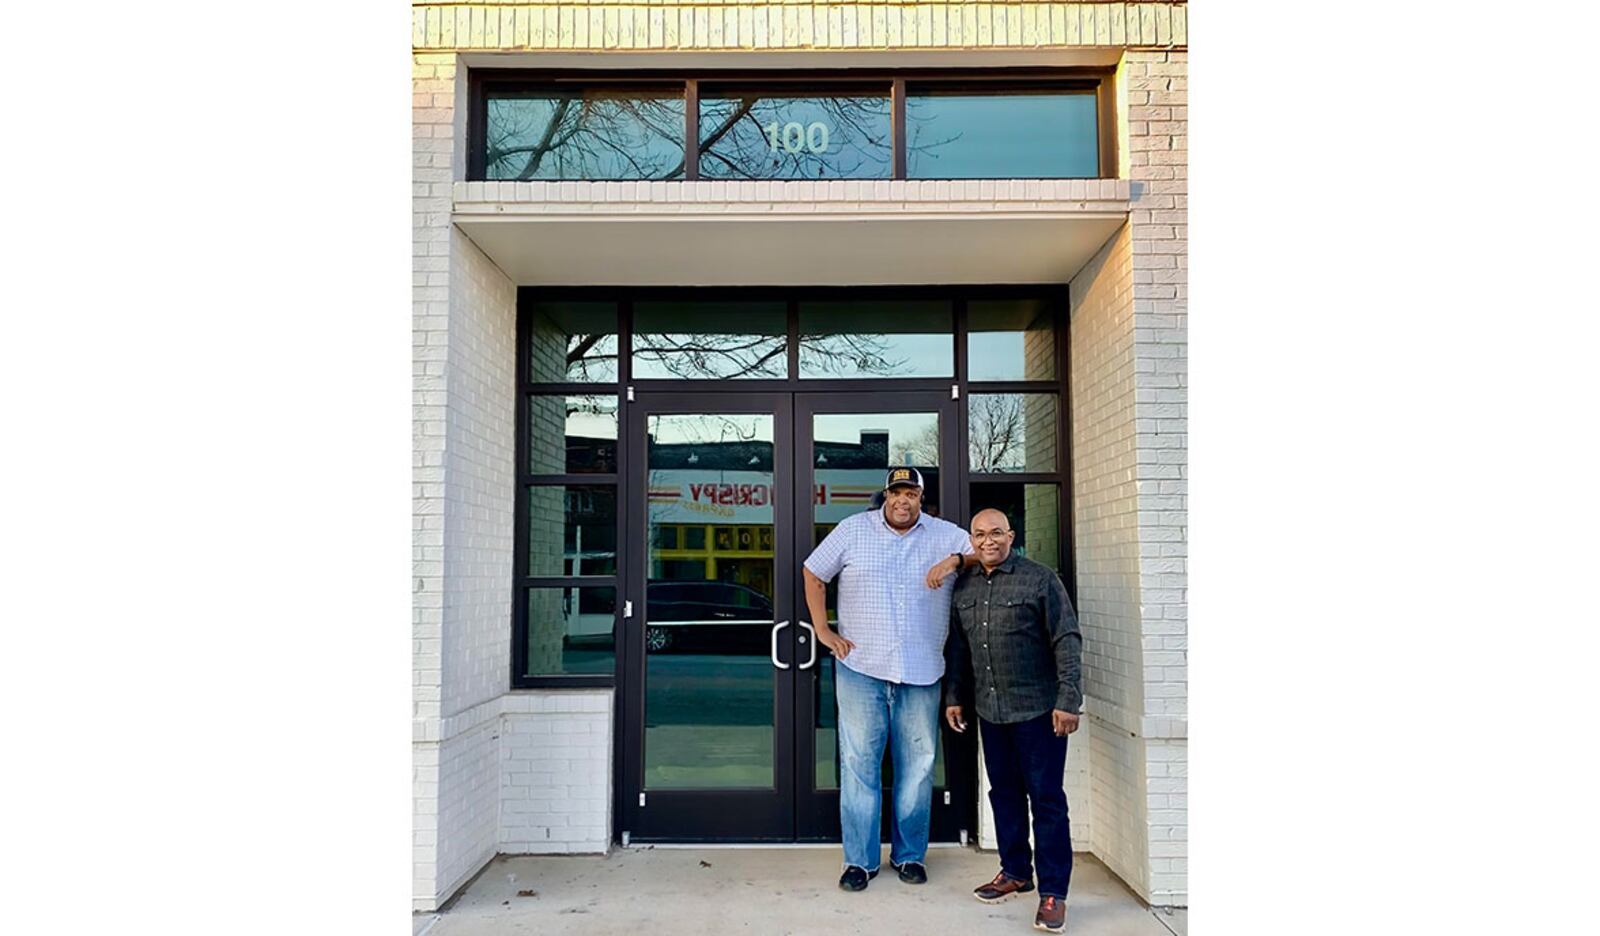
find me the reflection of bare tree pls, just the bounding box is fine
[567,332,909,379]
[903,423,941,469]
[968,394,1025,472]
[486,93,895,181]
[487,94,687,180]
[698,95,891,180]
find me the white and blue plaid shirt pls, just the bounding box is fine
[804,507,974,686]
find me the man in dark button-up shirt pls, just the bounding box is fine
[943,508,1082,933]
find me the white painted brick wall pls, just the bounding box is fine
[441,225,517,720]
[434,710,501,902]
[1069,221,1151,898]
[413,51,459,909]
[500,692,613,853]
[414,50,521,910]
[413,20,1187,913]
[1126,48,1187,907]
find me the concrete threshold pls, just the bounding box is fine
[424,845,1172,936]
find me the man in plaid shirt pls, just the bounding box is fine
[804,466,975,892]
[943,508,1082,933]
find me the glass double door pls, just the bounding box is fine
[623,391,975,842]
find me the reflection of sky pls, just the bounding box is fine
[567,410,618,440]
[813,412,940,467]
[798,332,954,378]
[647,414,774,445]
[907,93,1097,179]
[968,332,1027,380]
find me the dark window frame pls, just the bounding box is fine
[470,68,1112,182]
[513,287,1073,692]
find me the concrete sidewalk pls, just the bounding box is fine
[418,846,1186,936]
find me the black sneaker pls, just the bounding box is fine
[838,866,879,891]
[891,860,928,885]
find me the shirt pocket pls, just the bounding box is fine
[992,596,1035,634]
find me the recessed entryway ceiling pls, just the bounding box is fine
[455,214,1126,286]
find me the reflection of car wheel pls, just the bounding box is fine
[645,626,672,653]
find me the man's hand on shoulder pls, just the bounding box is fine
[1051,710,1080,737]
[925,554,962,589]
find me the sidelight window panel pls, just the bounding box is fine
[968,481,1062,572]
[967,393,1058,473]
[527,302,619,383]
[524,586,618,677]
[527,394,619,474]
[526,485,618,577]
[968,299,1057,381]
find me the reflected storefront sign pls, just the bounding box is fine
[646,468,881,525]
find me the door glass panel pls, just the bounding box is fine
[807,411,944,789]
[967,393,1058,473]
[632,302,788,379]
[644,413,777,789]
[798,301,954,378]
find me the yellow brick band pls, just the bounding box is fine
[412,2,1187,51]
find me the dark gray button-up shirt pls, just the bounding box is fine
[943,553,1083,724]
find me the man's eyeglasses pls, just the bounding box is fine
[971,529,1011,542]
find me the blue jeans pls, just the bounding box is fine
[979,712,1073,898]
[834,662,941,872]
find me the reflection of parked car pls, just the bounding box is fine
[644,581,774,653]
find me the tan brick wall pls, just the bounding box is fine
[413,2,1187,52]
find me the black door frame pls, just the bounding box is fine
[622,391,798,841]
[515,285,1074,845]
[619,386,981,843]
[792,390,979,844]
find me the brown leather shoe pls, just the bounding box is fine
[1033,895,1066,932]
[973,870,1035,904]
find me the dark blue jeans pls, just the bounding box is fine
[979,712,1073,898]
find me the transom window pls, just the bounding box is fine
[472,71,1107,182]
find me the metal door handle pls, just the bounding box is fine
[797,621,818,670]
[770,620,791,670]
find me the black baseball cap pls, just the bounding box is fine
[883,467,925,491]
